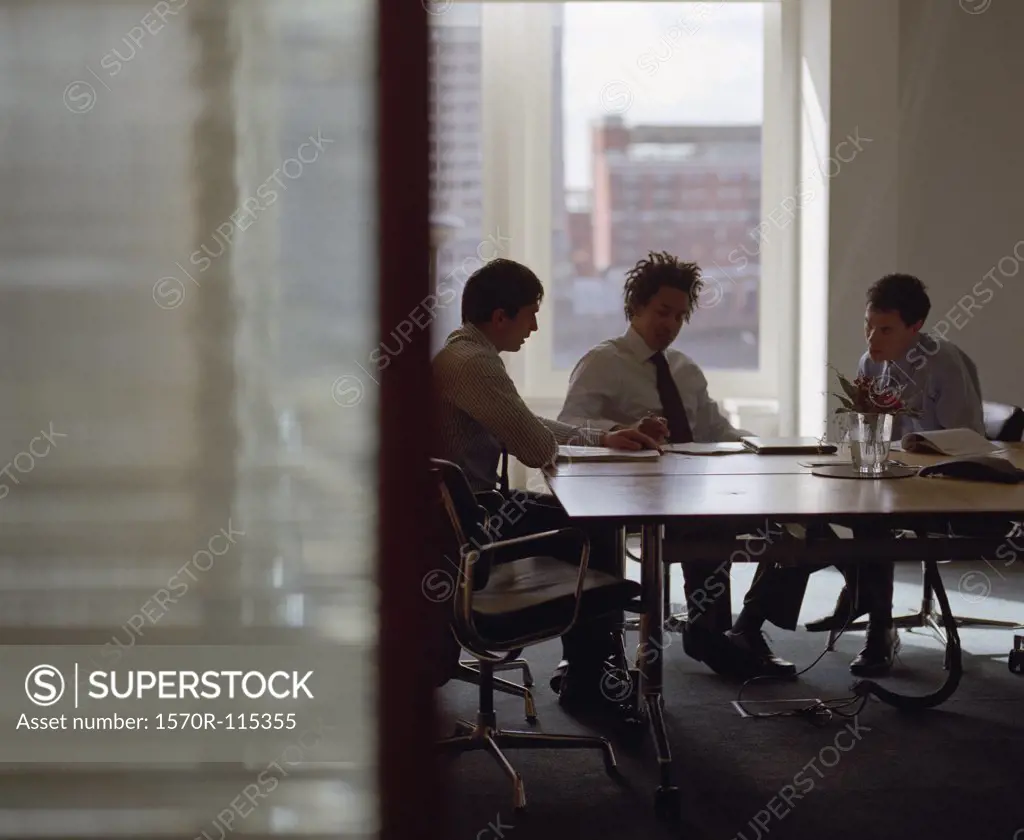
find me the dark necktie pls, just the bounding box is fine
[650,352,694,443]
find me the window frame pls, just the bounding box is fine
[471,0,797,420]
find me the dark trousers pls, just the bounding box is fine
[737,523,899,631]
[476,490,621,665]
[666,521,808,633]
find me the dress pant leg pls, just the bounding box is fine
[735,521,813,632]
[669,521,812,633]
[843,523,895,622]
[666,525,733,633]
[741,562,811,631]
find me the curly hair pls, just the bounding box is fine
[867,273,930,326]
[623,251,704,321]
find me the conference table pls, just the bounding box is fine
[544,443,1024,814]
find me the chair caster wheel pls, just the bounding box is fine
[654,785,680,821]
[1009,636,1024,674]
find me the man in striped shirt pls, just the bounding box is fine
[434,258,658,711]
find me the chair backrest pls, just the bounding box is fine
[429,458,494,591]
[983,401,1024,442]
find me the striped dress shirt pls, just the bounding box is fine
[433,323,604,491]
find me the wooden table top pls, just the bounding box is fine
[544,444,1024,523]
[548,445,1024,477]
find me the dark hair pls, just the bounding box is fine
[461,258,544,324]
[866,273,931,326]
[623,251,704,321]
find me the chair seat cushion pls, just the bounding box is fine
[471,556,642,643]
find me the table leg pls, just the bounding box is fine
[638,523,679,818]
[851,559,963,710]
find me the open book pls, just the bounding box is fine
[555,445,660,462]
[900,428,1000,457]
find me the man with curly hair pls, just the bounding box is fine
[558,251,800,680]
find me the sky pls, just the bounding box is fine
[561,2,765,189]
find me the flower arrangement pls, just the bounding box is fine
[830,366,920,417]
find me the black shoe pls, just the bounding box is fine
[805,586,865,632]
[682,623,745,677]
[849,622,899,676]
[723,628,798,679]
[557,662,639,723]
[549,659,570,694]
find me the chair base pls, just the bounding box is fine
[439,715,619,811]
[459,657,534,687]
[454,661,537,722]
[827,597,1023,670]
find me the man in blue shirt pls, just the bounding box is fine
[733,274,985,676]
[858,275,984,440]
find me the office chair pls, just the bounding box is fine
[432,458,640,811]
[822,400,1024,652]
[456,449,536,707]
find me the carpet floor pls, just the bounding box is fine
[439,561,1024,840]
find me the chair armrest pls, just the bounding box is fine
[453,526,591,645]
[473,490,505,515]
[475,526,588,563]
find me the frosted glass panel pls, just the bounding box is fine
[0,0,377,836]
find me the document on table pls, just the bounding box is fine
[662,442,748,455]
[900,428,1000,456]
[555,445,660,462]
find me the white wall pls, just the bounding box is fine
[800,0,1024,438]
[896,0,1024,407]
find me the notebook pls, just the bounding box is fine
[555,445,660,463]
[740,436,838,455]
[899,428,1000,457]
[663,442,749,455]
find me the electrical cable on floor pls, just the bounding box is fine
[733,612,872,724]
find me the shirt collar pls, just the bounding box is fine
[461,322,499,355]
[889,332,932,375]
[622,324,660,362]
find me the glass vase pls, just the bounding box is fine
[848,412,893,474]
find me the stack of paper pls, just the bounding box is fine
[662,442,748,455]
[555,445,660,462]
[900,428,1000,456]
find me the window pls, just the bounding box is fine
[430,1,791,411]
[428,3,484,353]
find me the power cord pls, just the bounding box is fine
[736,562,964,717]
[733,611,871,724]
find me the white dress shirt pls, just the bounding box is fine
[557,326,750,442]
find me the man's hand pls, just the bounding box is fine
[600,428,662,452]
[635,414,669,443]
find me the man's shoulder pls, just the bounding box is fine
[433,332,501,384]
[569,336,630,372]
[926,332,966,360]
[664,346,705,376]
[912,332,972,372]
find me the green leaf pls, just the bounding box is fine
[837,375,860,403]
[831,392,855,410]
